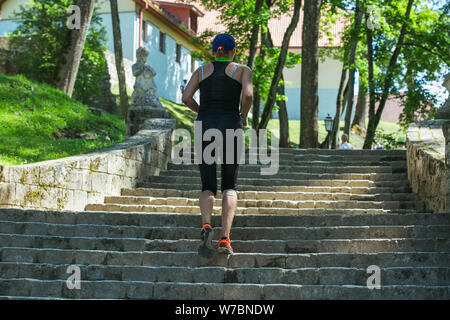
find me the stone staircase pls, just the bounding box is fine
[0,148,449,299]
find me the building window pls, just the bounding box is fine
[176,44,181,64]
[142,21,147,43]
[190,12,198,34]
[159,31,166,54]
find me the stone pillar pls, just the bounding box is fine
[435,73,450,120]
[443,122,450,211]
[406,73,450,213]
[439,73,450,212]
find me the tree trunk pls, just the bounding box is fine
[246,0,264,69]
[252,26,268,130]
[330,61,348,149]
[343,0,363,138]
[351,80,367,129]
[363,10,376,150]
[277,75,290,147]
[264,29,290,148]
[257,0,302,131]
[110,0,129,121]
[53,0,95,97]
[299,0,322,148]
[363,0,414,149]
[252,91,261,129]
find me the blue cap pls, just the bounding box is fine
[212,33,236,52]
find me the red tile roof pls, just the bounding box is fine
[157,0,204,16]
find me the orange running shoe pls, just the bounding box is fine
[198,224,214,258]
[217,236,233,255]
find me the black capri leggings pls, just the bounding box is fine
[196,113,243,196]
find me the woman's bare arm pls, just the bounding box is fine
[240,66,253,125]
[182,68,201,113]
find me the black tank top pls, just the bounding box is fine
[198,61,242,115]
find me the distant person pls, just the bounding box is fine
[396,137,406,149]
[338,133,353,150]
[373,143,383,150]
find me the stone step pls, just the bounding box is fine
[181,149,406,157]
[169,160,408,169]
[167,163,407,174]
[1,221,448,240]
[0,296,71,300]
[1,209,448,228]
[180,148,406,156]
[3,247,448,269]
[168,159,407,168]
[85,203,421,215]
[135,184,414,194]
[0,279,446,299]
[1,262,448,286]
[150,172,409,182]
[121,188,418,202]
[0,233,448,253]
[178,157,407,167]
[102,196,423,211]
[143,178,411,188]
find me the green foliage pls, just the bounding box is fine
[325,0,448,132]
[0,74,125,166]
[367,1,448,121]
[7,0,108,106]
[374,129,401,150]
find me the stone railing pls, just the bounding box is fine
[444,122,450,211]
[406,119,448,213]
[0,118,175,211]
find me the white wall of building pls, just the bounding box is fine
[273,52,345,120]
[99,12,138,63]
[0,20,21,35]
[139,19,199,104]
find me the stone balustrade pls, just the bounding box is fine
[0,118,175,211]
[406,119,449,212]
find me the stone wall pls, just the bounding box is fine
[0,118,175,211]
[406,120,448,213]
[443,122,450,211]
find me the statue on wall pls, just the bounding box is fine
[127,46,170,136]
[435,73,450,120]
[131,46,163,108]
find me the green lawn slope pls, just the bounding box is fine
[0,74,126,166]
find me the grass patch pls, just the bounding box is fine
[160,98,406,149]
[0,73,126,166]
[161,98,197,145]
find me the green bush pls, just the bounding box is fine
[7,0,108,107]
[374,129,399,150]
